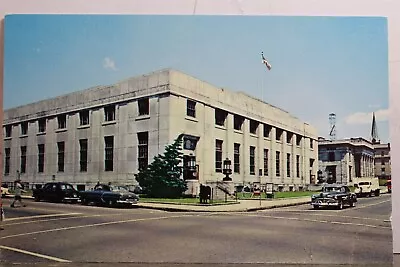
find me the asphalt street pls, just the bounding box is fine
[0,194,393,266]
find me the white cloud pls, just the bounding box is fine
[103,57,118,71]
[344,108,389,125]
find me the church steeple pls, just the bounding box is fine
[371,112,380,144]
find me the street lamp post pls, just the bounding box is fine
[222,158,232,181]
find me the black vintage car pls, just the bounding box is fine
[311,184,357,210]
[79,184,139,207]
[33,182,80,203]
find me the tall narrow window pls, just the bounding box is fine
[21,122,28,135]
[264,149,269,176]
[186,99,196,117]
[287,153,291,177]
[234,115,244,131]
[104,136,114,171]
[310,138,314,149]
[80,139,88,172]
[5,125,12,138]
[286,132,293,144]
[138,98,149,116]
[138,132,149,170]
[215,140,223,172]
[249,120,259,135]
[104,105,116,122]
[296,155,300,178]
[250,146,255,175]
[79,110,90,126]
[4,148,10,175]
[38,144,45,173]
[264,124,271,138]
[234,143,240,173]
[58,115,67,129]
[21,146,27,174]
[276,129,283,141]
[57,142,65,172]
[276,151,281,177]
[296,135,302,146]
[215,109,227,127]
[38,119,46,133]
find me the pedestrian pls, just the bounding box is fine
[10,180,26,208]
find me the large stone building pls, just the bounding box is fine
[318,137,375,185]
[2,69,318,193]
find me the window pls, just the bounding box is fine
[276,129,283,141]
[381,151,384,156]
[4,148,10,175]
[187,100,196,117]
[57,115,67,129]
[5,125,12,138]
[38,119,46,133]
[80,139,88,172]
[234,143,240,173]
[138,132,149,170]
[328,152,335,161]
[138,98,149,116]
[310,138,314,149]
[264,149,269,176]
[21,146,27,174]
[264,124,271,138]
[215,109,227,127]
[104,136,114,171]
[21,122,28,135]
[38,144,45,173]
[234,115,244,131]
[287,153,291,177]
[296,155,300,178]
[79,110,90,126]
[215,140,223,172]
[249,120,259,135]
[57,142,65,172]
[381,159,385,165]
[381,167,385,174]
[286,132,293,144]
[250,146,255,175]
[276,151,280,177]
[296,135,302,146]
[104,105,116,122]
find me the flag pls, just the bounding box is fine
[261,52,272,70]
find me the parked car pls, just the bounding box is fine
[79,184,139,207]
[311,184,357,210]
[354,177,380,197]
[33,182,80,203]
[1,183,10,198]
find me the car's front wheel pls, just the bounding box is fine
[337,201,343,210]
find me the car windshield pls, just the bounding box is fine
[359,182,370,186]
[323,186,342,192]
[111,186,129,192]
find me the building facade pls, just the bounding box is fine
[318,137,375,185]
[3,69,318,192]
[373,143,391,180]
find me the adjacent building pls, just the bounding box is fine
[371,112,391,181]
[318,137,375,185]
[2,69,318,193]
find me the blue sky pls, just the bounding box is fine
[4,15,389,142]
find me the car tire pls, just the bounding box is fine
[108,200,115,207]
[313,205,319,210]
[338,201,343,210]
[34,196,40,202]
[350,201,355,207]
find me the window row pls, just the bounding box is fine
[216,140,314,178]
[3,132,149,175]
[185,99,314,149]
[3,98,150,137]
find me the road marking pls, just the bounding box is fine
[0,245,71,263]
[1,213,126,226]
[232,214,391,229]
[4,213,83,222]
[273,211,388,222]
[0,214,194,240]
[350,200,391,210]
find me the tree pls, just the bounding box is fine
[135,134,187,198]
